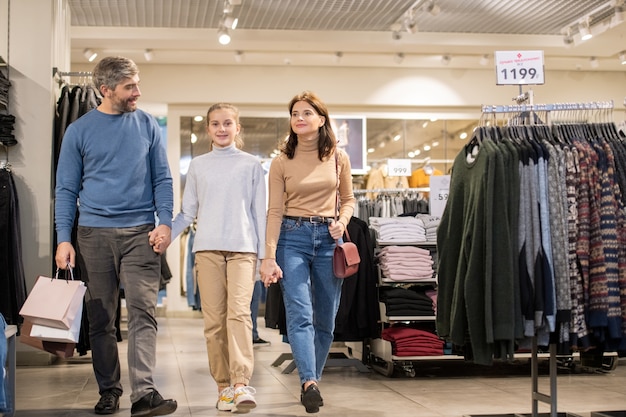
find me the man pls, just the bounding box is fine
[55,56,176,417]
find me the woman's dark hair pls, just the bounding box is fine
[282,90,336,160]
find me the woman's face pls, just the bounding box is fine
[207,108,240,148]
[290,100,325,141]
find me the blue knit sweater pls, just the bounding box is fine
[55,108,173,243]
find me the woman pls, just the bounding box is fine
[164,103,266,413]
[260,90,356,414]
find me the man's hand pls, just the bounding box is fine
[148,224,171,254]
[55,242,76,270]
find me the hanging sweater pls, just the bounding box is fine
[265,139,355,259]
[171,143,267,258]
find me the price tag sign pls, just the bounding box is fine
[495,50,545,85]
[429,175,450,218]
[386,159,411,177]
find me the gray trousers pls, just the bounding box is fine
[77,224,160,403]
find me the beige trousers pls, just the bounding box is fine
[195,251,256,387]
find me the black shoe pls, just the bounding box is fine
[95,391,120,415]
[253,337,271,347]
[130,390,177,417]
[300,384,322,413]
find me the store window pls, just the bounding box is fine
[179,116,477,187]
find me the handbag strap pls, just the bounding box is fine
[334,152,352,244]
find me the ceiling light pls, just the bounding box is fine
[223,2,234,14]
[224,15,238,30]
[590,56,599,68]
[425,1,441,16]
[479,54,489,66]
[563,34,574,46]
[143,49,153,61]
[441,54,451,65]
[619,51,626,65]
[83,49,97,62]
[394,53,404,64]
[423,144,431,151]
[405,20,418,34]
[403,10,418,34]
[333,51,343,64]
[234,50,243,63]
[579,21,592,41]
[218,28,231,45]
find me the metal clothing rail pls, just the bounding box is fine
[52,67,92,78]
[481,100,614,114]
[52,67,93,87]
[353,187,429,195]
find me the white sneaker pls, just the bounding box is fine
[232,386,257,414]
[216,387,235,411]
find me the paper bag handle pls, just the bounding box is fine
[54,265,75,282]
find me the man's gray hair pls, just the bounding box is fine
[92,56,139,92]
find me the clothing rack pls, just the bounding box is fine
[354,187,429,195]
[481,100,614,127]
[469,100,615,417]
[52,67,93,87]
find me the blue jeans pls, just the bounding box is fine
[77,224,161,403]
[277,218,343,385]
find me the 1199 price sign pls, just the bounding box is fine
[494,50,545,86]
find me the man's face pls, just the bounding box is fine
[105,74,141,113]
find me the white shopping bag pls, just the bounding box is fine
[29,300,83,343]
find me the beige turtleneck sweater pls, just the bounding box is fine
[265,139,356,259]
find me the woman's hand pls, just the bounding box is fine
[328,219,345,240]
[260,258,283,288]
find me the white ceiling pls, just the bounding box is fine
[66,0,626,164]
[69,0,626,71]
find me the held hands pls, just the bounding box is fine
[328,219,345,240]
[148,224,172,254]
[260,258,283,288]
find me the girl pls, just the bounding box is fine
[168,103,266,413]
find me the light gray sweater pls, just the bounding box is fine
[171,143,266,258]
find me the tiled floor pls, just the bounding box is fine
[9,316,626,417]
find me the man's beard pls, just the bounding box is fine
[112,96,137,113]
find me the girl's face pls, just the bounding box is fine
[207,108,240,148]
[290,100,325,141]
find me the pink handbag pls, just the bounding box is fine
[333,228,360,278]
[332,151,360,278]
